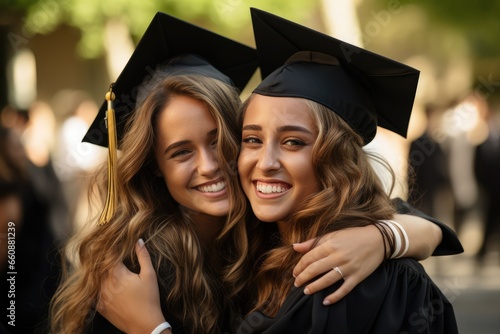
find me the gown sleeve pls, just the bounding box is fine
[237,258,459,334]
[392,198,464,256]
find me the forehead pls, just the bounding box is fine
[156,95,216,140]
[244,94,314,126]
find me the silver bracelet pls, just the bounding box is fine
[151,321,172,334]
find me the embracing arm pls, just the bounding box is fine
[292,203,462,305]
[97,239,171,334]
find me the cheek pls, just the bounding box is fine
[294,159,319,194]
[237,151,252,179]
[160,164,183,194]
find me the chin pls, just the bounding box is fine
[207,204,231,217]
[253,209,285,223]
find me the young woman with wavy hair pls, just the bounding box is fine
[237,97,399,316]
[233,8,459,333]
[49,72,249,334]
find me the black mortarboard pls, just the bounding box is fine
[250,8,419,144]
[83,11,258,147]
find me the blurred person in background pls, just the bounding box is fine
[0,125,26,271]
[408,105,451,219]
[473,100,500,263]
[20,101,70,243]
[441,94,484,239]
[0,123,62,334]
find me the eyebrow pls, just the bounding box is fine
[242,124,313,135]
[277,125,313,135]
[242,124,261,131]
[163,128,217,155]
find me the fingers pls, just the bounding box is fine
[135,238,154,277]
[292,238,317,253]
[301,267,342,295]
[321,279,356,305]
[294,254,340,287]
[300,268,357,306]
[293,242,331,279]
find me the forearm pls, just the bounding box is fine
[391,198,463,255]
[391,214,442,260]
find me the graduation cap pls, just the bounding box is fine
[84,12,258,225]
[250,8,419,144]
[83,11,258,148]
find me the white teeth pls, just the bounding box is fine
[198,181,226,193]
[257,182,289,194]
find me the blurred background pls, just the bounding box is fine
[0,0,499,333]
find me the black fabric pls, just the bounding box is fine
[392,198,464,256]
[237,258,458,334]
[250,8,419,144]
[83,11,258,148]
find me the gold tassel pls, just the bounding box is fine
[97,84,118,225]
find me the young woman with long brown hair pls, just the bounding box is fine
[49,12,256,334]
[234,9,459,332]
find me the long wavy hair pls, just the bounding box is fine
[240,97,397,316]
[50,73,249,334]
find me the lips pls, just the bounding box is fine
[197,180,226,193]
[256,181,290,194]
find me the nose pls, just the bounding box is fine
[197,148,219,176]
[256,143,280,173]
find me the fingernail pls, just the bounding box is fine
[304,288,310,295]
[323,299,331,306]
[138,238,145,247]
[292,273,296,278]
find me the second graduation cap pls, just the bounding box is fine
[84,11,258,147]
[250,8,419,144]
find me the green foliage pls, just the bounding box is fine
[5,0,315,58]
[367,0,500,58]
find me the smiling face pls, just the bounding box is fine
[238,94,320,225]
[154,95,229,218]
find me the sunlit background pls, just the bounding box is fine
[1,0,499,332]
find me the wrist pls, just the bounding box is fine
[128,315,168,334]
[151,321,172,334]
[376,220,409,259]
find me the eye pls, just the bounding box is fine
[242,137,262,144]
[283,138,306,146]
[170,149,192,158]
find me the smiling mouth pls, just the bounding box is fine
[197,181,226,193]
[256,181,290,194]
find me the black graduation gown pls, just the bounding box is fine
[237,258,458,334]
